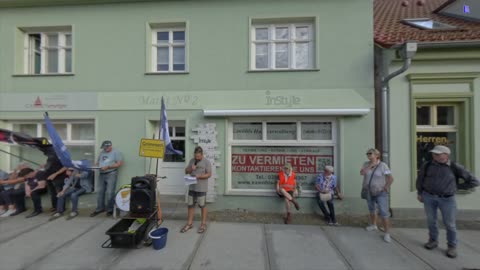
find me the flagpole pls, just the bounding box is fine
[155,97,165,225]
[148,133,155,175]
[157,100,165,177]
[0,148,42,166]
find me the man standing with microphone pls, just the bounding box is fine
[180,146,211,234]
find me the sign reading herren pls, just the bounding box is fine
[231,146,333,191]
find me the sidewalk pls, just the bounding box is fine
[0,210,479,270]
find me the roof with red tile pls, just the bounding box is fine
[374,0,480,48]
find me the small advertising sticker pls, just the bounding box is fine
[231,146,333,191]
[139,139,165,158]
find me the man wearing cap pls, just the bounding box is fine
[416,145,479,258]
[90,140,124,217]
[180,146,212,234]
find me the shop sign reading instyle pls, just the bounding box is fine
[231,146,333,191]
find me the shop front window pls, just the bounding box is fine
[229,119,336,195]
[416,104,457,170]
[9,121,95,168]
[233,122,262,140]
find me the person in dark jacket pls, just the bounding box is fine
[416,145,479,259]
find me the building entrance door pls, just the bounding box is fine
[155,121,186,195]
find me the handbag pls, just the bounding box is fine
[319,175,333,202]
[360,164,379,200]
[361,188,369,199]
[319,192,332,202]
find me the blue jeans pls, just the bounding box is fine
[96,171,118,213]
[317,197,336,223]
[56,188,86,213]
[422,191,457,247]
[366,191,389,218]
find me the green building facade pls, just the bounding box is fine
[0,0,375,214]
[380,48,480,212]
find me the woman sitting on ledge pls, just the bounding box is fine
[276,163,300,224]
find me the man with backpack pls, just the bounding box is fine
[416,145,479,259]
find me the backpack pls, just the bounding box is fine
[422,161,475,191]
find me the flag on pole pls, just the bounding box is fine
[160,97,183,155]
[0,128,41,147]
[44,112,91,170]
[0,128,45,166]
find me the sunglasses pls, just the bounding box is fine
[366,152,373,156]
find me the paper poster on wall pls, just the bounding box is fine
[231,146,333,191]
[190,123,220,202]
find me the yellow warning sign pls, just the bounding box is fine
[139,139,165,158]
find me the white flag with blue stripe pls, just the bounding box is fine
[160,97,183,156]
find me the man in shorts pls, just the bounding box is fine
[181,146,211,234]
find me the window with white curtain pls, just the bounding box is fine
[251,20,314,70]
[21,27,72,74]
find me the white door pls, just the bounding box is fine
[155,121,187,195]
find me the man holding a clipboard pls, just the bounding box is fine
[181,146,212,234]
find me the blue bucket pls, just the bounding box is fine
[149,227,169,250]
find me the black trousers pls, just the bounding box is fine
[1,189,26,211]
[31,188,47,212]
[47,179,64,209]
[12,188,26,211]
[0,189,14,205]
[317,198,336,223]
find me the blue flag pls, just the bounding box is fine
[160,97,183,155]
[44,113,91,170]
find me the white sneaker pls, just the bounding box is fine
[0,209,15,217]
[383,233,391,243]
[365,224,378,231]
[0,210,5,215]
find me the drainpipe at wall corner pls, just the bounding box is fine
[381,41,417,167]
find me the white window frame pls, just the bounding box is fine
[5,120,95,170]
[23,31,72,74]
[161,120,186,164]
[250,23,314,70]
[416,104,458,132]
[151,28,187,73]
[416,103,459,166]
[10,121,95,145]
[226,118,337,196]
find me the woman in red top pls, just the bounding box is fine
[276,163,300,224]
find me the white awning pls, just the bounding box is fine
[203,108,370,117]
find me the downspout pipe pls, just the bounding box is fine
[380,42,416,219]
[380,42,417,167]
[381,58,412,166]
